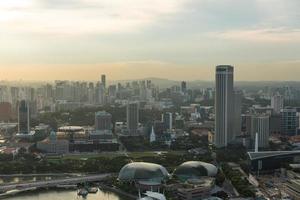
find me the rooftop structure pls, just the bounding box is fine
[58,126,84,132]
[118,162,169,183]
[248,151,300,173]
[173,161,218,181]
[248,151,300,160]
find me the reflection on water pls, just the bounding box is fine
[5,189,125,200]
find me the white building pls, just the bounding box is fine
[271,94,284,114]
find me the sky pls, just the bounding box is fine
[0,0,300,81]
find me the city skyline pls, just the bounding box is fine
[1,1,300,199]
[0,0,300,81]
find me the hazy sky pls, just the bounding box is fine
[0,0,300,81]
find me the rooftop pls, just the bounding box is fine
[248,151,300,160]
[58,126,84,132]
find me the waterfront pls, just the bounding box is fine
[0,175,72,185]
[4,189,127,200]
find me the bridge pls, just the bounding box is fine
[0,173,113,193]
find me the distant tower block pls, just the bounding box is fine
[101,74,106,89]
[255,132,259,152]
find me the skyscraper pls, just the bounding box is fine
[127,102,139,135]
[98,83,105,105]
[18,100,30,134]
[271,94,284,114]
[233,91,242,138]
[101,74,106,89]
[251,115,270,148]
[215,65,234,148]
[181,81,187,94]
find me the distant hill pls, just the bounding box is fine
[111,78,300,90]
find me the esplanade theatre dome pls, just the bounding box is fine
[118,162,169,183]
[173,161,218,181]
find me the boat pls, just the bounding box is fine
[138,191,166,200]
[87,187,98,193]
[77,188,88,197]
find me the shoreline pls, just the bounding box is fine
[99,184,137,200]
[0,184,137,200]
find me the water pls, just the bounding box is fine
[0,176,73,185]
[4,189,127,200]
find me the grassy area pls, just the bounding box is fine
[128,151,186,159]
[47,152,124,161]
[46,151,186,161]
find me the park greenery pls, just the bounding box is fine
[222,163,255,198]
[216,144,248,163]
[0,150,208,174]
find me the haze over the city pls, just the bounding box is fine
[0,0,300,81]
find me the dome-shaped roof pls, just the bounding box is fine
[173,161,217,181]
[118,162,169,183]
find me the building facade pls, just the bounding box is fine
[233,91,242,137]
[95,111,112,131]
[162,112,173,131]
[281,107,299,136]
[127,102,139,135]
[251,115,270,148]
[18,100,30,134]
[101,74,106,89]
[215,65,234,148]
[271,94,284,114]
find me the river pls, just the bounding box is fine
[4,189,128,200]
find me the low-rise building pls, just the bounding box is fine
[37,138,69,154]
[285,179,300,199]
[176,178,215,200]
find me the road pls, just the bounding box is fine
[0,173,113,193]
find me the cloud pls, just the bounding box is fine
[0,0,189,35]
[209,28,300,43]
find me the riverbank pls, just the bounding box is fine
[0,173,79,178]
[99,184,137,200]
[0,185,131,199]
[0,182,137,200]
[0,188,125,200]
[0,187,48,199]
